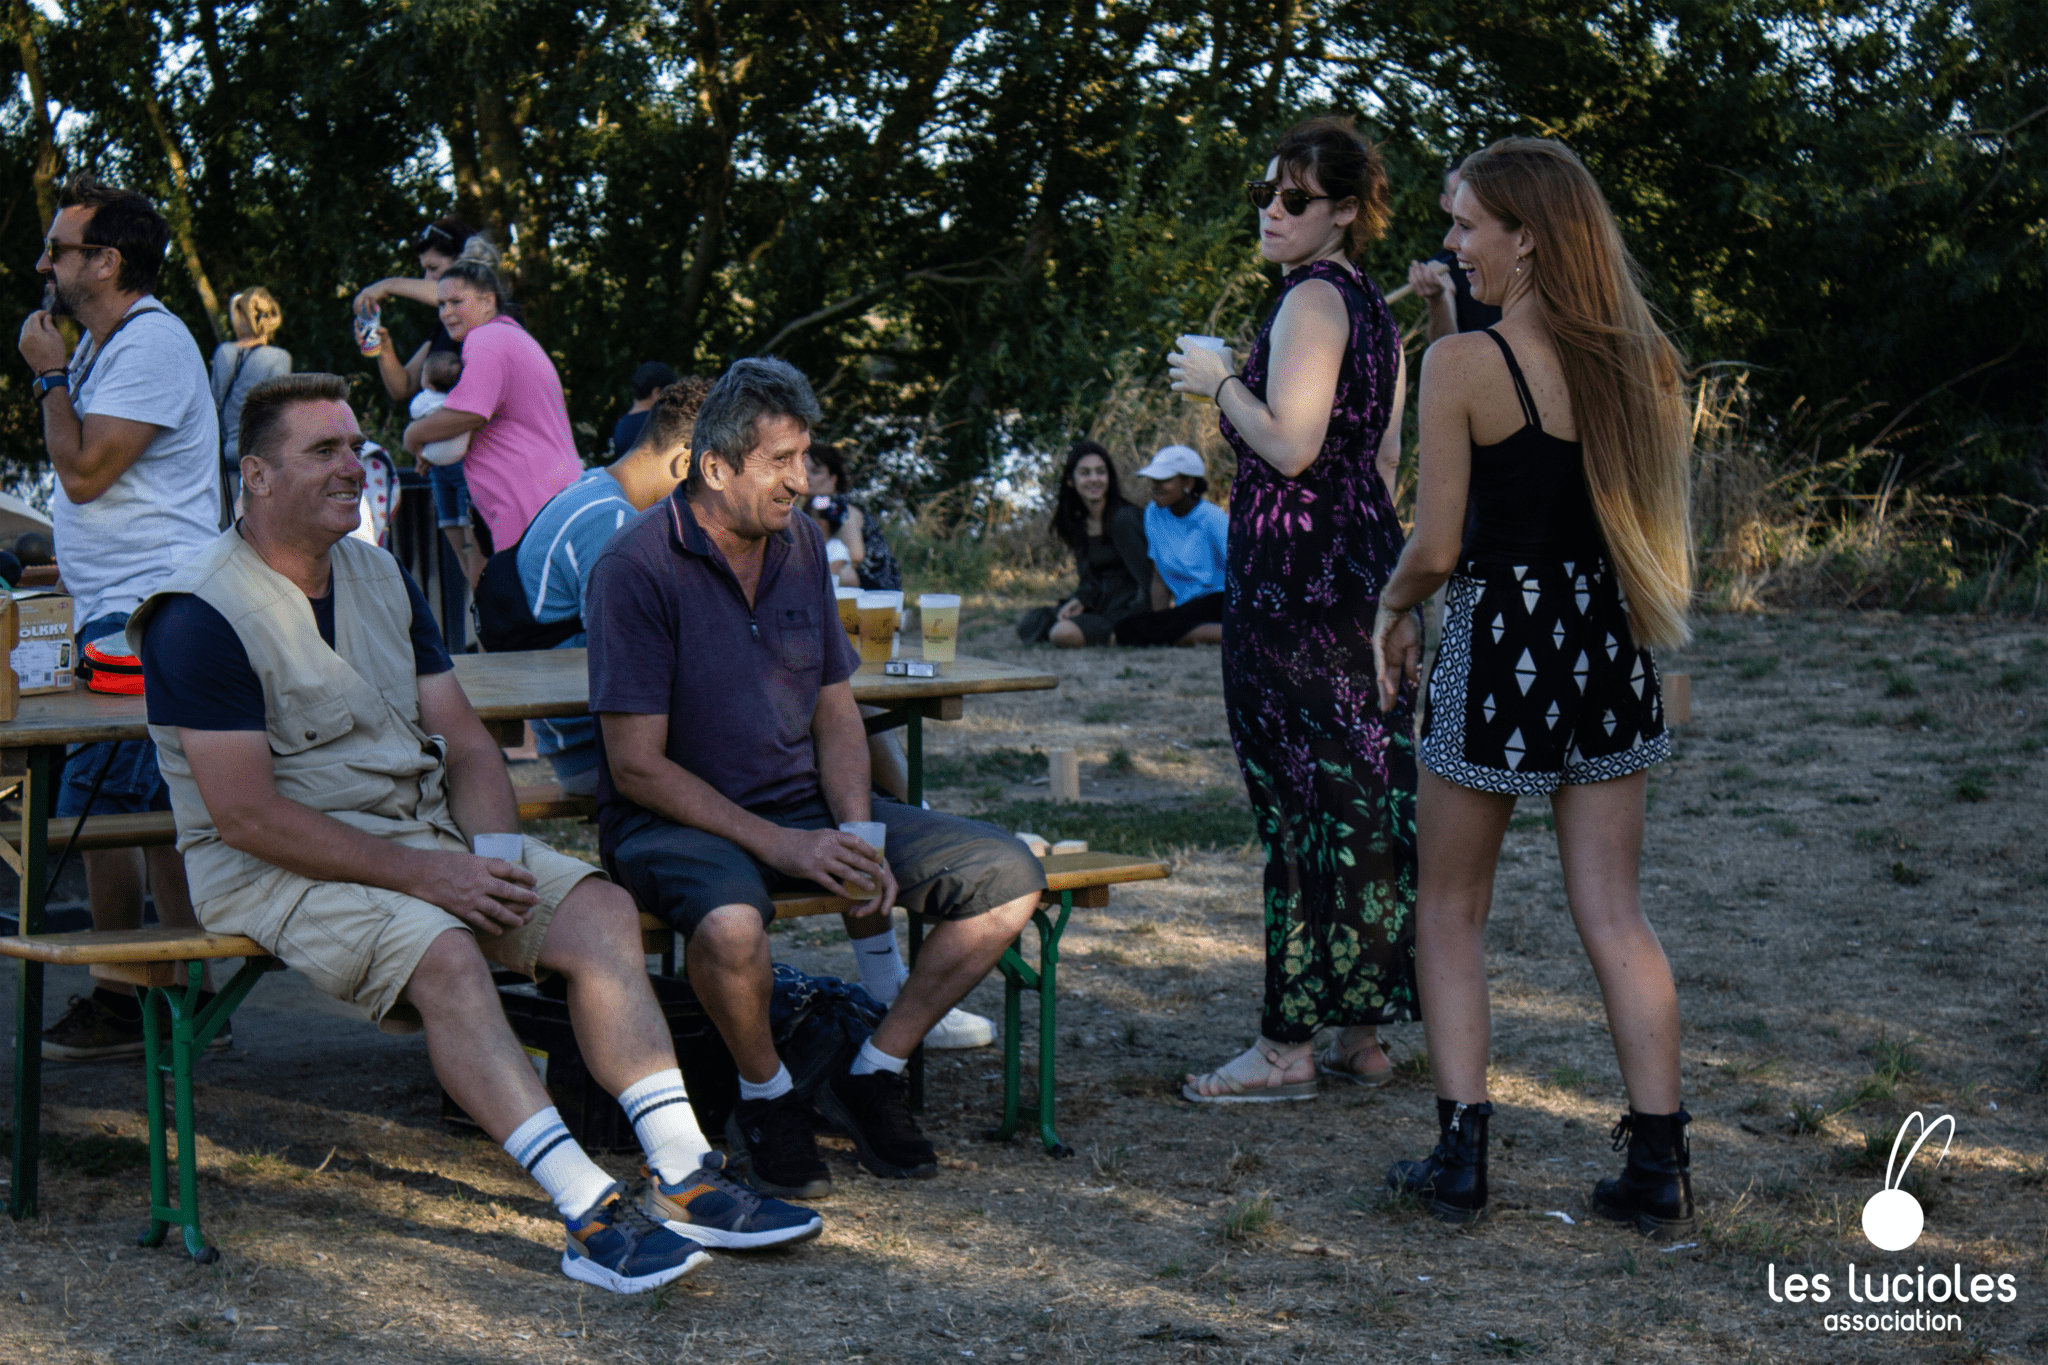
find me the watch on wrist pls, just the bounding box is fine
[33,372,69,402]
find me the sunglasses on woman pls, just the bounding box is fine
[1244,181,1335,215]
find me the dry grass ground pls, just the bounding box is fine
[4,604,2046,1364]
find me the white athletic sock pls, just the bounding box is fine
[737,1063,794,1103]
[618,1068,710,1185]
[849,1037,909,1077]
[504,1107,616,1222]
[851,930,909,1005]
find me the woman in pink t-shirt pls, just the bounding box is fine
[401,258,582,568]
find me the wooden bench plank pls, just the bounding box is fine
[0,926,264,966]
[513,783,595,822]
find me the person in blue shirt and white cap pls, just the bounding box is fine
[1114,444,1227,647]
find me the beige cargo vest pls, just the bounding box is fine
[128,529,461,906]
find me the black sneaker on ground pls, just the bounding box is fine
[41,993,145,1061]
[818,1068,937,1180]
[724,1093,833,1200]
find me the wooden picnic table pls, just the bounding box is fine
[2,648,1056,1220]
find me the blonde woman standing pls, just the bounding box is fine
[210,287,290,516]
[1372,138,1695,1234]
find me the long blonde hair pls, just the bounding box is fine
[229,286,282,345]
[1462,138,1693,649]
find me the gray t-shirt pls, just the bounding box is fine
[209,341,291,464]
[60,296,222,628]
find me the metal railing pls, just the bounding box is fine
[389,469,472,654]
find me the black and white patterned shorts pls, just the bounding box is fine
[1420,557,1669,796]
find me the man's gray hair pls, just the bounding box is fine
[687,357,824,491]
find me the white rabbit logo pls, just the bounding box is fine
[1861,1111,1954,1252]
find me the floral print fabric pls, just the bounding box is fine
[1219,259,1419,1042]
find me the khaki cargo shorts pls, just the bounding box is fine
[197,831,603,1034]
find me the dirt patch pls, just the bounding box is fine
[5,606,2046,1363]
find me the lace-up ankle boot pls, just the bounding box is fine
[1590,1108,1696,1239]
[1384,1098,1493,1224]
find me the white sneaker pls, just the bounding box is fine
[923,1006,996,1050]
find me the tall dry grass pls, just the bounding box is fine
[1689,370,2046,615]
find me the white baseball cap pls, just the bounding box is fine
[1134,445,1205,480]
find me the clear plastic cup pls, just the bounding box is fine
[857,592,896,663]
[837,821,888,895]
[834,586,862,643]
[1178,335,1232,403]
[919,593,960,664]
[472,833,524,864]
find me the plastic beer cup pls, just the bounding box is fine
[1178,334,1232,403]
[837,821,888,896]
[834,586,862,644]
[857,592,896,663]
[919,593,960,664]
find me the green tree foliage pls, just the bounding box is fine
[0,0,2037,541]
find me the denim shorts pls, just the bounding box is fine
[58,612,171,818]
[427,461,472,528]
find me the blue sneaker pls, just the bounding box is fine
[562,1182,712,1293]
[640,1152,825,1250]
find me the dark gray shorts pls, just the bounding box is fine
[604,796,1047,939]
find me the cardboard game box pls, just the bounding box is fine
[10,590,74,695]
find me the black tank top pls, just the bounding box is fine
[1459,329,1605,564]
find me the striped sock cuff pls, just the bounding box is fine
[506,1107,573,1173]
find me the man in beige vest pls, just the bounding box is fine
[128,373,821,1294]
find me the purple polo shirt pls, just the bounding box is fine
[586,489,860,843]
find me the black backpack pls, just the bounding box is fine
[471,536,583,652]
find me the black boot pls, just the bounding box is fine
[1590,1108,1696,1239]
[1385,1098,1493,1224]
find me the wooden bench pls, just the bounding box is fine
[0,849,1166,1258]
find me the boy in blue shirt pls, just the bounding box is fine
[1116,445,1227,646]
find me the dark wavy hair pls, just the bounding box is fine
[58,173,168,294]
[1270,116,1392,258]
[1048,441,1132,550]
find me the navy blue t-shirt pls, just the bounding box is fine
[140,570,453,731]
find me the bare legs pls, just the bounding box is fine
[1416,768,1680,1112]
[408,877,677,1142]
[1552,778,1681,1113]
[1413,772,1514,1102]
[688,893,1039,1079]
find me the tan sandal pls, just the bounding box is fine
[1316,1034,1394,1088]
[1180,1038,1318,1104]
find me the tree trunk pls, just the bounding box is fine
[124,9,225,342]
[9,0,58,229]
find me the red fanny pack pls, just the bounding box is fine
[81,638,145,695]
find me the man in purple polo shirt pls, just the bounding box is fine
[587,358,1044,1199]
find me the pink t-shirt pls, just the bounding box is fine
[444,316,583,547]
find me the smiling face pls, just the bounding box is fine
[702,413,812,540]
[1070,452,1111,506]
[244,399,365,544]
[1255,157,1356,270]
[1444,180,1527,307]
[437,276,497,341]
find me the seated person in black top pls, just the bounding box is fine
[1014,440,1152,647]
[611,361,676,458]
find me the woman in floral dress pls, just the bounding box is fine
[1170,116,1417,1100]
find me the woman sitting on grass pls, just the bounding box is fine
[1372,137,1695,1234]
[1015,440,1152,648]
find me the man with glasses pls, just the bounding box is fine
[14,172,223,1060]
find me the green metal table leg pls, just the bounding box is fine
[905,708,926,1112]
[984,892,1075,1157]
[138,957,270,1263]
[9,744,55,1221]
